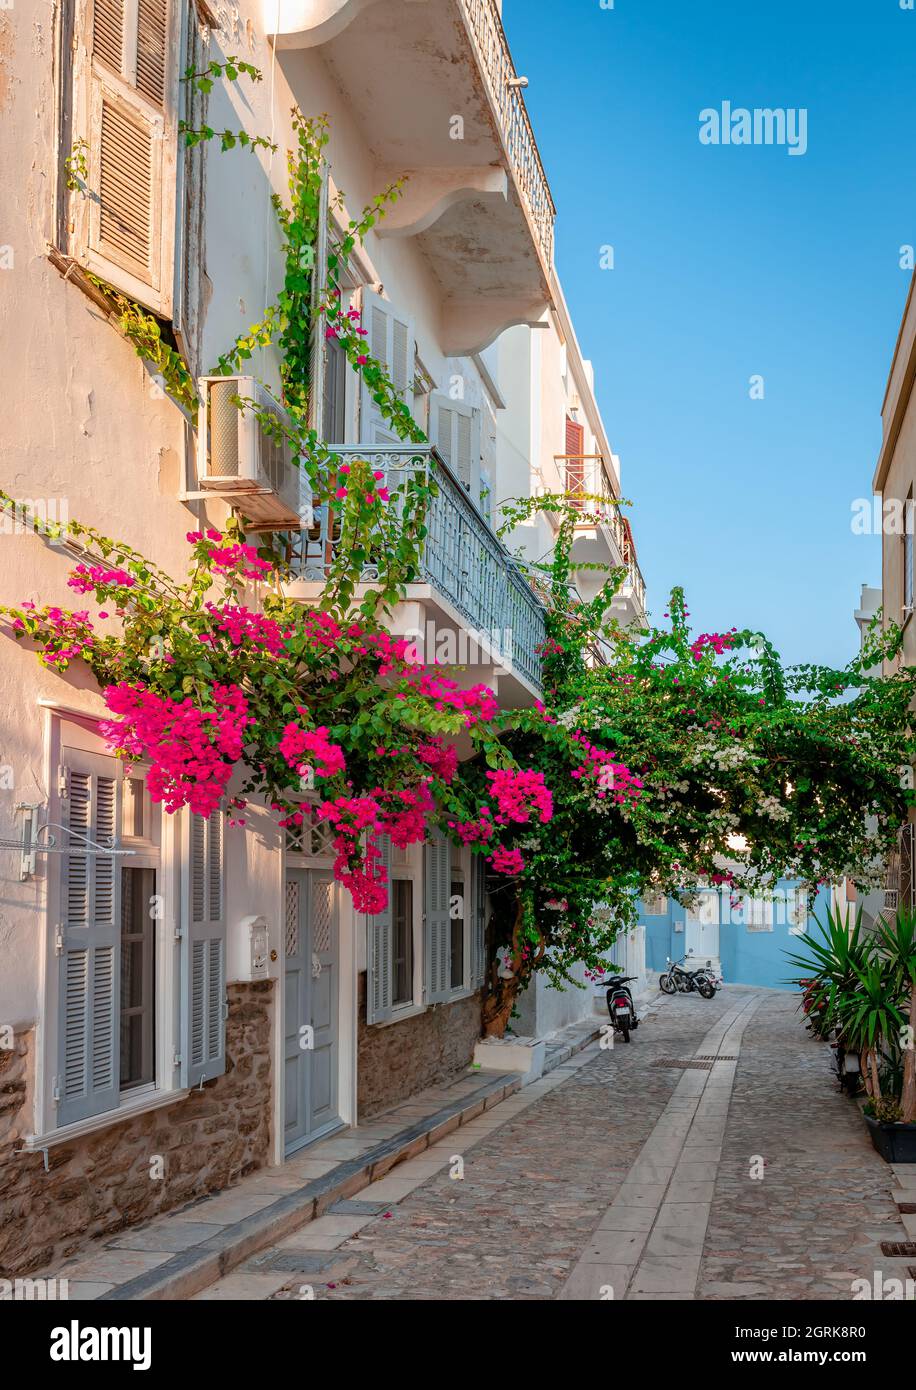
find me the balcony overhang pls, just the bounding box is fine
[284,582,543,707]
[271,0,555,354]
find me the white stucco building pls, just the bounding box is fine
[0,0,645,1271]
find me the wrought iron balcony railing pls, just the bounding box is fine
[557,455,647,616]
[289,445,546,690]
[460,0,556,270]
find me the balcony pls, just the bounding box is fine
[459,0,555,269]
[558,454,647,621]
[286,444,546,697]
[271,0,556,353]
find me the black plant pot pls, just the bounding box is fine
[864,1114,916,1163]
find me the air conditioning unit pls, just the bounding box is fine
[196,376,303,528]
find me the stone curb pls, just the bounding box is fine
[97,1070,521,1302]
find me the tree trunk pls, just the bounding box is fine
[901,983,916,1123]
[479,893,544,1040]
[481,973,522,1038]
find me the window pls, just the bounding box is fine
[50,734,226,1134]
[323,336,348,444]
[392,879,414,1008]
[744,895,774,932]
[431,395,482,498]
[905,490,914,611]
[788,887,809,936]
[360,289,414,446]
[643,892,668,916]
[120,866,156,1088]
[68,0,180,314]
[450,871,465,991]
[366,840,484,1025]
[565,416,586,503]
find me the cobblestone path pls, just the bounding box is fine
[697,991,906,1300]
[194,987,908,1301]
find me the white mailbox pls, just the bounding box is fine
[240,914,270,980]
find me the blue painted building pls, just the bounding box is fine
[638,881,831,991]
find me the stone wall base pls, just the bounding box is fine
[356,972,482,1120]
[0,980,274,1277]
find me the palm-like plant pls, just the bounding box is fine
[787,905,869,1025]
[791,905,916,1118]
[872,910,916,1122]
[833,957,905,1099]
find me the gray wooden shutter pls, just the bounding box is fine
[57,750,123,1126]
[471,854,487,989]
[186,807,226,1085]
[425,829,451,1003]
[359,289,414,446]
[73,0,179,314]
[430,393,481,497]
[308,156,331,443]
[366,833,393,1023]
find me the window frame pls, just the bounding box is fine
[449,864,466,992]
[119,862,158,1091]
[391,876,415,1010]
[65,0,182,316]
[30,711,187,1147]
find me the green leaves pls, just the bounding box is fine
[182,57,264,93]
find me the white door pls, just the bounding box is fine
[685,891,720,963]
[284,868,340,1155]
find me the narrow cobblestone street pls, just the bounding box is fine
[191,987,910,1302]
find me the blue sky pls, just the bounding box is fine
[504,0,916,667]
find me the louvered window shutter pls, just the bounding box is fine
[308,158,331,439]
[471,855,488,989]
[366,834,393,1023]
[57,750,123,1126]
[430,393,481,497]
[359,289,414,447]
[185,808,226,1086]
[72,0,179,314]
[565,417,586,500]
[425,830,451,1003]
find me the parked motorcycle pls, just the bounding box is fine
[659,956,717,1000]
[830,1031,862,1096]
[602,973,639,1043]
[694,964,723,995]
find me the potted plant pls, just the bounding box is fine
[858,910,916,1161]
[793,908,916,1161]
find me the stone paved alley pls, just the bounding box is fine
[184,988,912,1301]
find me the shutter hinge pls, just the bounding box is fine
[57,765,70,799]
[173,922,183,942]
[54,926,65,956]
[51,1077,61,1104]
[221,1001,229,1021]
[172,1051,181,1067]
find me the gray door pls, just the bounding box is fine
[284,868,339,1155]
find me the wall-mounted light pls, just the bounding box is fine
[507,76,529,89]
